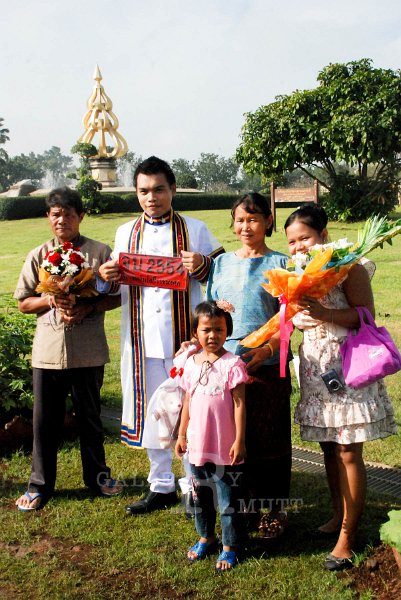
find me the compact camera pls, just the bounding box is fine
[321,369,344,393]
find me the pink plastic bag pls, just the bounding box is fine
[340,306,401,389]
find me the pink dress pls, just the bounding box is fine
[180,351,248,466]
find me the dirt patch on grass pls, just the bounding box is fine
[339,544,401,599]
[0,584,21,600]
[1,534,93,563]
[97,570,194,599]
[1,534,193,599]
[0,412,79,456]
[4,533,401,599]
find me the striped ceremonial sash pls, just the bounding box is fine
[120,211,191,448]
[170,212,192,354]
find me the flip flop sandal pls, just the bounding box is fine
[187,538,219,562]
[99,478,123,497]
[16,491,43,512]
[215,550,238,573]
[258,511,288,539]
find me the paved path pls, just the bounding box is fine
[292,446,401,499]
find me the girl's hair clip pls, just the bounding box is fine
[216,299,235,313]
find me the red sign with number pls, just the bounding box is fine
[118,253,189,290]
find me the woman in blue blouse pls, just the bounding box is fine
[206,193,292,537]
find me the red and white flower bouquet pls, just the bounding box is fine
[36,241,97,298]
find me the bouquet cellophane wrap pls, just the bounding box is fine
[36,267,98,298]
[240,215,401,352]
[241,248,352,348]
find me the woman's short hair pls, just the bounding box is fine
[192,300,233,337]
[284,203,328,234]
[231,192,273,237]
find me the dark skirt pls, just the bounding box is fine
[245,362,292,459]
[244,363,292,505]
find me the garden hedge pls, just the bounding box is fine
[0,193,240,220]
[0,196,47,220]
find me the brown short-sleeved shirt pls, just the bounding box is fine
[14,235,113,370]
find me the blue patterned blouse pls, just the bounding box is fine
[206,250,290,366]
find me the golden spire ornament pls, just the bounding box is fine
[79,64,128,159]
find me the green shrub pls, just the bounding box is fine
[173,193,239,211]
[99,192,240,213]
[0,193,241,220]
[0,297,35,413]
[118,192,239,211]
[76,175,103,214]
[380,510,401,553]
[100,194,137,213]
[321,173,398,222]
[0,196,47,220]
[71,142,103,214]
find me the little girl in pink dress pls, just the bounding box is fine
[175,300,248,572]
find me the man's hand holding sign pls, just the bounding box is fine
[118,253,188,290]
[98,250,203,290]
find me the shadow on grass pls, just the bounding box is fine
[243,470,401,561]
[0,435,149,513]
[2,448,400,562]
[2,453,401,600]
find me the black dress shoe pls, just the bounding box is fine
[182,491,195,519]
[324,553,353,571]
[125,490,177,515]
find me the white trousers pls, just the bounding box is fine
[144,358,191,494]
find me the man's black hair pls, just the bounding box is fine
[134,156,176,187]
[46,186,84,214]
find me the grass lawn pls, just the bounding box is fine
[1,207,401,598]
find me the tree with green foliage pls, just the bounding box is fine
[171,158,198,189]
[37,146,73,184]
[0,118,10,191]
[194,153,239,192]
[234,168,265,193]
[237,59,401,221]
[0,117,9,159]
[0,152,44,191]
[70,142,103,214]
[0,135,73,191]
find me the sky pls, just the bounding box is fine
[2,0,401,163]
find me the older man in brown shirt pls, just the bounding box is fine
[14,187,121,511]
